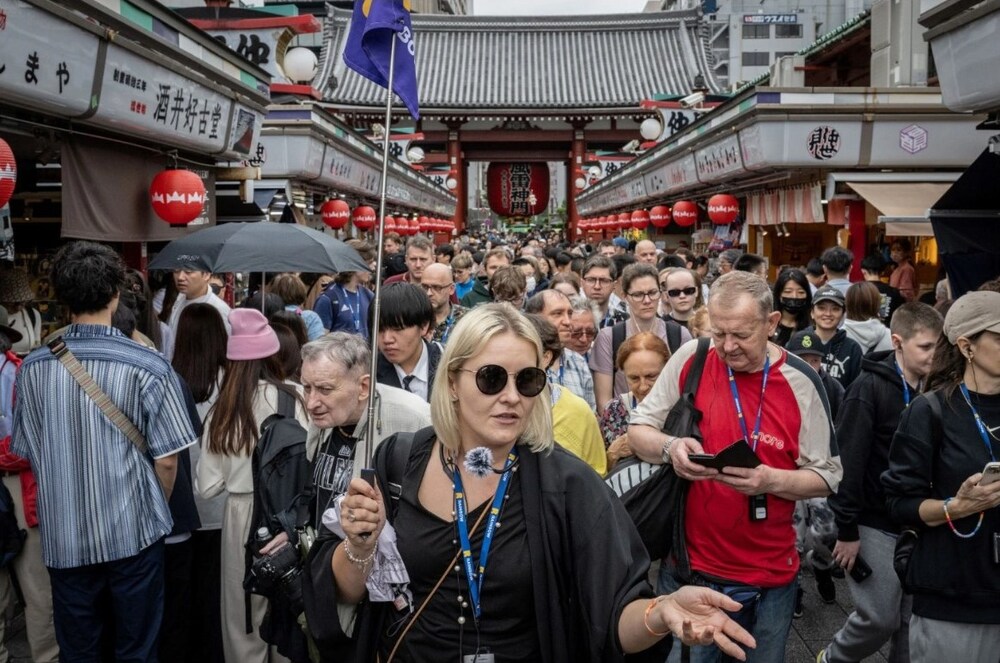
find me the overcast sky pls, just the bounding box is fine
[473,0,650,15]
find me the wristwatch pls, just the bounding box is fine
[661,436,676,464]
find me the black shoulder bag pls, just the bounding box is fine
[607,337,711,560]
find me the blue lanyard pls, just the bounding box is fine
[546,359,565,386]
[959,383,997,462]
[338,285,361,332]
[726,356,770,452]
[895,360,913,407]
[453,448,518,621]
[440,310,455,344]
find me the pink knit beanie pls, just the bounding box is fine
[227,309,280,360]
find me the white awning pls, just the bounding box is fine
[845,181,953,236]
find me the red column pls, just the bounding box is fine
[846,200,867,281]
[566,129,586,236]
[447,129,466,232]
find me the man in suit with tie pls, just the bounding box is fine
[373,283,441,402]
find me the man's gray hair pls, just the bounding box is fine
[300,332,371,374]
[569,295,601,321]
[405,235,434,253]
[709,271,773,319]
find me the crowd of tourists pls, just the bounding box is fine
[0,228,998,663]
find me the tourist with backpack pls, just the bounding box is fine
[0,312,58,663]
[196,309,308,663]
[591,264,689,413]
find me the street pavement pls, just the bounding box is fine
[1,572,889,662]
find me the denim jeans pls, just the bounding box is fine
[658,567,796,663]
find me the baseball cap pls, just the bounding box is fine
[811,284,845,308]
[786,331,825,357]
[612,237,629,249]
[943,291,1000,344]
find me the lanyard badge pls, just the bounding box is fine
[727,356,770,522]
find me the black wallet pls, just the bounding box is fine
[688,439,762,471]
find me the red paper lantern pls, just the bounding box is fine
[407,217,421,235]
[320,199,350,230]
[149,169,206,227]
[417,215,429,232]
[617,212,631,230]
[486,163,550,217]
[649,205,671,228]
[0,138,17,209]
[672,200,699,227]
[707,194,740,225]
[352,205,377,231]
[631,209,650,230]
[383,215,397,231]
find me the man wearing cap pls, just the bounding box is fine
[805,285,864,389]
[12,241,198,661]
[166,263,231,360]
[629,271,842,663]
[612,237,630,255]
[817,303,943,663]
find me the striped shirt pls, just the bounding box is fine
[12,324,197,568]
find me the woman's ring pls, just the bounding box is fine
[348,509,356,522]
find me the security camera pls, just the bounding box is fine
[679,92,705,109]
[621,139,641,154]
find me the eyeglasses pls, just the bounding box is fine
[458,365,547,397]
[583,276,614,287]
[664,286,698,298]
[570,327,597,340]
[627,290,660,302]
[420,283,452,293]
[209,283,223,295]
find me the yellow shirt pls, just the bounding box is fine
[551,386,607,476]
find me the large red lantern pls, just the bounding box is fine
[383,215,397,231]
[649,205,671,228]
[486,163,549,217]
[407,217,420,235]
[631,209,650,230]
[352,205,377,231]
[417,215,430,232]
[320,199,350,230]
[672,200,699,227]
[707,194,740,225]
[149,169,206,227]
[0,138,16,209]
[617,212,631,230]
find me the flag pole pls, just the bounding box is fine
[362,37,398,470]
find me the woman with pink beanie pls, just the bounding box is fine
[196,309,308,663]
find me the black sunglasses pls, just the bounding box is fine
[459,365,547,397]
[665,286,698,298]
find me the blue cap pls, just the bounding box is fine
[612,237,629,249]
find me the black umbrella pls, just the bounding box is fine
[147,222,370,274]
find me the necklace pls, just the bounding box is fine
[337,425,356,439]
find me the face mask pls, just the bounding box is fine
[780,297,808,313]
[525,277,537,293]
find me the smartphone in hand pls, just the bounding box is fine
[849,555,873,583]
[979,462,1000,486]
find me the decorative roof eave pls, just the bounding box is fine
[402,8,707,31]
[575,87,986,216]
[321,103,652,121]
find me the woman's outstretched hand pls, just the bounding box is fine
[654,586,757,660]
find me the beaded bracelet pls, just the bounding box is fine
[344,540,378,569]
[942,497,984,539]
[643,598,671,638]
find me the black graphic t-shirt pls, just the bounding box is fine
[310,427,356,528]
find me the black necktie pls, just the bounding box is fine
[402,375,415,392]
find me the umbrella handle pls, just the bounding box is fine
[358,468,377,541]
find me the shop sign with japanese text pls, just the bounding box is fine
[0,0,99,116]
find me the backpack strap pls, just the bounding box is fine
[611,321,627,386]
[373,430,419,524]
[275,387,296,419]
[683,337,712,397]
[666,321,683,354]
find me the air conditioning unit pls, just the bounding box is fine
[871,0,929,87]
[770,55,806,87]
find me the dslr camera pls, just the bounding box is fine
[246,539,304,615]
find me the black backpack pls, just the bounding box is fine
[0,481,25,569]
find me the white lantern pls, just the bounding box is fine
[574,176,586,190]
[283,47,318,84]
[406,146,425,163]
[446,177,458,190]
[639,117,662,141]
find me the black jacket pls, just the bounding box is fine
[883,389,1000,623]
[459,276,491,308]
[828,351,907,541]
[805,326,863,389]
[375,340,442,401]
[302,428,665,663]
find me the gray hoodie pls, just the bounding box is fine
[843,318,892,355]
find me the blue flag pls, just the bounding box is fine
[343,0,420,120]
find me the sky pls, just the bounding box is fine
[473,0,650,15]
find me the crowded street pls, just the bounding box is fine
[1,0,999,662]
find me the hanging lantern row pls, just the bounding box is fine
[579,194,741,233]
[319,199,455,235]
